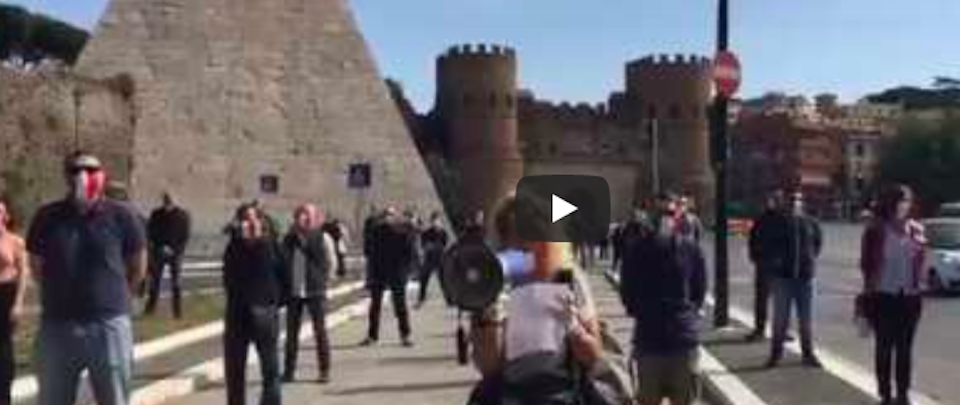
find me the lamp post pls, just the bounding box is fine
[73,86,82,151]
[712,0,731,328]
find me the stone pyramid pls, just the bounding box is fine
[76,0,444,238]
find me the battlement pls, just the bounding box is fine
[440,43,517,61]
[521,95,610,121]
[626,53,711,75]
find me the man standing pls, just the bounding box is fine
[145,193,191,318]
[746,191,784,341]
[321,218,348,278]
[620,201,707,405]
[0,197,29,405]
[27,152,147,405]
[676,196,704,244]
[417,211,449,308]
[766,191,824,368]
[361,207,416,347]
[282,204,335,384]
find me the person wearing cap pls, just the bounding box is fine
[27,152,147,405]
[145,192,191,318]
[765,190,824,369]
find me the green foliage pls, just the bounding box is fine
[867,85,960,110]
[877,116,960,214]
[0,3,89,65]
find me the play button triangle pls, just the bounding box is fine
[552,194,578,223]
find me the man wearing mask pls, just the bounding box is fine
[746,190,785,342]
[417,211,449,308]
[145,192,191,318]
[282,204,335,384]
[362,207,417,347]
[766,191,824,368]
[620,194,707,405]
[27,152,147,405]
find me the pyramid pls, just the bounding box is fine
[76,0,444,239]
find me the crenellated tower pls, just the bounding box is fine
[436,44,524,221]
[626,54,714,214]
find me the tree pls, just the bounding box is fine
[877,116,960,215]
[933,76,960,90]
[0,3,89,67]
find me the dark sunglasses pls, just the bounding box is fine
[68,166,103,175]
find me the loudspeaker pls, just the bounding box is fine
[440,241,504,313]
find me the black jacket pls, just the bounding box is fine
[367,220,417,288]
[147,206,191,254]
[751,211,823,280]
[420,226,449,266]
[222,237,289,307]
[620,232,707,356]
[282,229,332,299]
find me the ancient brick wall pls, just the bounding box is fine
[0,65,135,225]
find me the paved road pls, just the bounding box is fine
[722,223,960,404]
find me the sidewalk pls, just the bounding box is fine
[597,258,898,405]
[163,290,479,405]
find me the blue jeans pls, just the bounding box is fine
[771,277,816,358]
[35,316,134,405]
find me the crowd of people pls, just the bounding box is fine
[0,150,936,405]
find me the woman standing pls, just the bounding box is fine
[860,184,926,405]
[0,198,29,405]
[222,204,288,405]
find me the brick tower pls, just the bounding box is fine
[626,54,714,215]
[436,44,524,222]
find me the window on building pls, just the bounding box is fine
[855,143,865,157]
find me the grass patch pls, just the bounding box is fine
[13,292,225,374]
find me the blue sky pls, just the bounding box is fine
[8,0,960,111]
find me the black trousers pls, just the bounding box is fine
[145,247,183,318]
[335,250,347,278]
[418,256,442,304]
[0,283,16,405]
[870,294,922,401]
[284,297,330,378]
[367,284,411,341]
[224,304,281,405]
[753,267,772,333]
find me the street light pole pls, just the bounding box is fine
[713,0,731,328]
[73,87,82,151]
[650,118,661,196]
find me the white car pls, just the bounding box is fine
[923,218,960,292]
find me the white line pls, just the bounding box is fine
[716,297,945,405]
[11,280,366,402]
[604,269,772,405]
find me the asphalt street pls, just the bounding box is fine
[722,223,960,404]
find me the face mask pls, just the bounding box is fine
[498,248,536,287]
[71,168,106,207]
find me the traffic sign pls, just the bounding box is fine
[713,51,741,98]
[348,163,371,189]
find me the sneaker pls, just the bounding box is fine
[318,372,331,384]
[895,396,912,405]
[401,337,415,347]
[359,337,378,347]
[764,356,781,369]
[802,355,823,368]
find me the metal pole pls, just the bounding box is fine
[713,0,731,328]
[651,118,661,196]
[73,87,82,151]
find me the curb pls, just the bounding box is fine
[12,280,367,403]
[602,269,766,405]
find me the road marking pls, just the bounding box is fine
[604,269,772,405]
[713,297,945,405]
[11,280,366,402]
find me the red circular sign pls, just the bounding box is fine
[713,51,741,98]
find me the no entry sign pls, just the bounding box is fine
[713,51,741,98]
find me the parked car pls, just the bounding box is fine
[922,218,960,292]
[938,202,960,218]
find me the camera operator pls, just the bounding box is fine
[467,194,603,405]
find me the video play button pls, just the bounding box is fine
[516,175,611,242]
[552,195,578,223]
